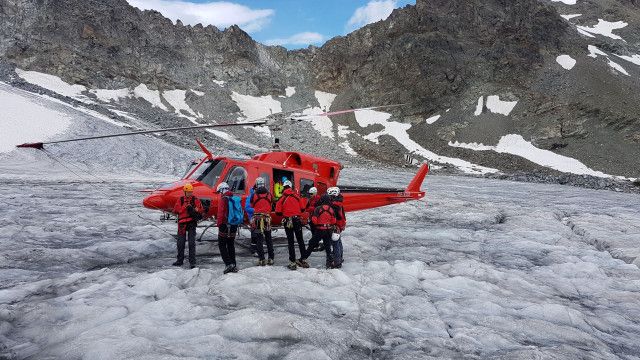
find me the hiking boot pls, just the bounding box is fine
[172,261,183,267]
[223,265,235,274]
[287,261,297,270]
[326,260,334,269]
[230,264,239,273]
[267,258,274,266]
[189,264,196,269]
[296,259,310,268]
[333,261,342,269]
[256,259,266,266]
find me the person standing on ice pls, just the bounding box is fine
[245,184,258,257]
[305,187,322,251]
[172,183,203,269]
[250,177,274,266]
[328,187,346,269]
[275,180,306,270]
[297,194,336,269]
[216,182,239,274]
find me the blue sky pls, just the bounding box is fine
[127,0,415,49]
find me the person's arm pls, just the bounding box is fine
[173,197,184,215]
[217,196,227,226]
[195,198,204,214]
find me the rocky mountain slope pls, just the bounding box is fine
[1,0,639,181]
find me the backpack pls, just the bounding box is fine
[226,195,245,226]
[312,205,335,225]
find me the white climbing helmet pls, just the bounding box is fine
[327,187,340,197]
[309,187,318,195]
[283,180,293,188]
[255,177,265,187]
[216,182,229,193]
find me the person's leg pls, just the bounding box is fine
[218,225,230,266]
[255,230,265,261]
[250,232,258,256]
[265,230,274,260]
[301,230,321,260]
[285,224,296,263]
[321,230,334,268]
[332,239,343,266]
[176,227,186,265]
[227,225,237,266]
[293,217,306,257]
[187,225,196,266]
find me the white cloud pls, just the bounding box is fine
[127,0,274,32]
[346,0,397,32]
[265,32,324,46]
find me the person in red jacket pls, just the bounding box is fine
[328,187,346,268]
[250,177,274,266]
[275,180,306,270]
[216,182,238,274]
[305,186,323,251]
[172,183,203,269]
[298,195,336,268]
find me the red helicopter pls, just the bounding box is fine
[18,105,429,238]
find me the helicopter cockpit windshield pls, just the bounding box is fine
[186,160,227,187]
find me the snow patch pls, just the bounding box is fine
[551,0,576,4]
[191,90,205,96]
[133,84,168,111]
[212,80,225,87]
[315,90,337,112]
[231,92,282,120]
[162,89,199,118]
[15,69,87,99]
[231,92,283,138]
[300,107,335,139]
[0,85,72,152]
[588,46,630,76]
[486,96,518,116]
[616,54,640,66]
[561,14,582,20]
[425,114,441,124]
[355,109,498,174]
[449,135,620,178]
[90,88,131,102]
[474,96,483,116]
[556,55,577,70]
[577,19,627,40]
[285,86,296,97]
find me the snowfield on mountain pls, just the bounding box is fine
[1,85,640,359]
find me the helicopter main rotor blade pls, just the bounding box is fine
[16,120,267,149]
[290,104,406,120]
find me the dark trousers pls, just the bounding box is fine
[332,238,343,265]
[285,217,306,262]
[302,228,333,262]
[177,224,196,265]
[218,224,238,266]
[255,229,274,260]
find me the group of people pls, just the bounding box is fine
[171,178,346,274]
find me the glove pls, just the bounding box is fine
[186,205,194,212]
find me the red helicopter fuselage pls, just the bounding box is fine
[142,149,429,226]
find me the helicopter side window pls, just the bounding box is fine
[182,161,199,179]
[199,160,226,187]
[258,173,271,189]
[226,166,248,194]
[300,178,314,197]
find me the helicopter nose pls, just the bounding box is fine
[143,193,169,211]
